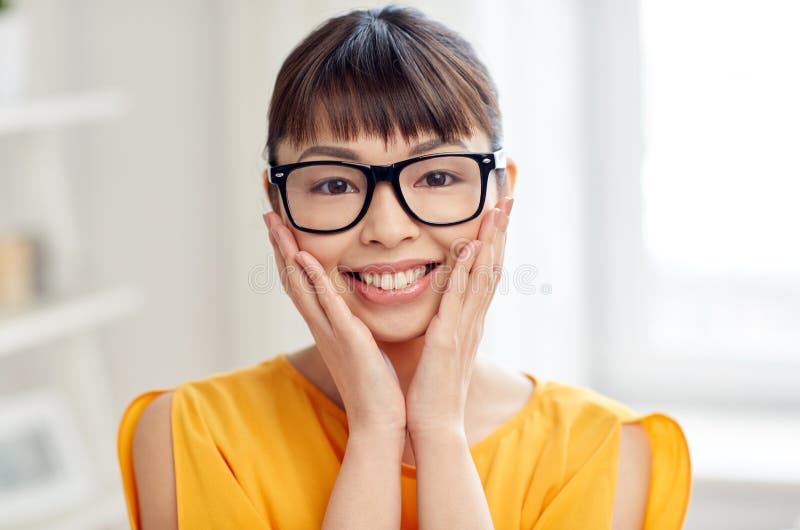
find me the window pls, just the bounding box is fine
[591,0,800,407]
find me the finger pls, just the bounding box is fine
[263,213,289,284]
[463,196,513,326]
[437,239,483,332]
[489,196,513,292]
[476,197,514,317]
[270,225,299,296]
[295,251,358,339]
[463,202,503,316]
[269,220,306,293]
[268,219,331,327]
[263,213,289,279]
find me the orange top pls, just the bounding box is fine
[117,353,691,529]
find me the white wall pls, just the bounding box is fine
[74,0,230,405]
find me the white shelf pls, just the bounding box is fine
[0,89,129,134]
[43,490,128,530]
[0,285,144,358]
[14,488,128,530]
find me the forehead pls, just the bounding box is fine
[276,124,490,165]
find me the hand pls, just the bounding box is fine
[263,212,407,438]
[405,196,514,439]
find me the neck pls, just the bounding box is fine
[303,335,427,408]
[375,334,426,395]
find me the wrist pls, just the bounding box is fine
[348,425,407,447]
[408,423,467,446]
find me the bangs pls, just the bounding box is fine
[266,7,501,164]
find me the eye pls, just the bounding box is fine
[310,178,360,195]
[415,171,461,188]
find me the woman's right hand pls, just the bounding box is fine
[263,212,407,438]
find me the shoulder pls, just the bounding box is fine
[164,357,286,422]
[532,379,641,440]
[538,379,637,417]
[537,381,672,528]
[527,378,690,527]
[532,380,655,477]
[611,422,652,530]
[132,391,177,530]
[180,357,284,399]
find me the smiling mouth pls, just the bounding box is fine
[342,262,441,290]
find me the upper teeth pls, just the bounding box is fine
[358,265,430,290]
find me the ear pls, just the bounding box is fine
[261,169,288,223]
[503,156,518,197]
[262,169,270,196]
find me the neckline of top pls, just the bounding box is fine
[271,352,544,477]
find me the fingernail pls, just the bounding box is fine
[506,197,514,215]
[294,251,307,268]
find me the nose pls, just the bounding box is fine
[358,182,420,248]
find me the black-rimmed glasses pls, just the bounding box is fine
[268,149,506,234]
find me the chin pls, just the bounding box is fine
[360,312,432,343]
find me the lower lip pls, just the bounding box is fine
[346,265,441,305]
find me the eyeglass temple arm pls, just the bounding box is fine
[493,148,507,169]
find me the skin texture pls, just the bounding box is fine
[132,391,176,530]
[130,126,652,530]
[612,422,653,530]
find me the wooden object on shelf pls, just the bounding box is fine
[0,231,39,307]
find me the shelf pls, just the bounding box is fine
[0,285,144,358]
[14,488,128,530]
[0,89,129,135]
[44,489,127,530]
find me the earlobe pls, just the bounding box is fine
[262,170,270,193]
[505,157,518,196]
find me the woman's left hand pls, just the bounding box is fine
[405,196,514,439]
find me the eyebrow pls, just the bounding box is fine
[296,138,469,163]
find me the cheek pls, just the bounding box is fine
[291,231,349,272]
[432,217,485,262]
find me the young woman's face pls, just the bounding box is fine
[272,128,510,342]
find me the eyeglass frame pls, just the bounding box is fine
[267,148,507,234]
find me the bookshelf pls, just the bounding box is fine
[0,89,139,530]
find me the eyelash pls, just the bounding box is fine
[309,178,360,194]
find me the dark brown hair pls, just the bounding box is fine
[263,5,503,208]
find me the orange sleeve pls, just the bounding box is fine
[117,385,275,529]
[527,412,691,530]
[529,419,622,529]
[629,413,692,530]
[117,389,170,530]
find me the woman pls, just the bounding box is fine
[117,6,691,529]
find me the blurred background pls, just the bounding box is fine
[0,0,798,528]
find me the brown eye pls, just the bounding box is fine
[311,178,359,195]
[417,172,459,187]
